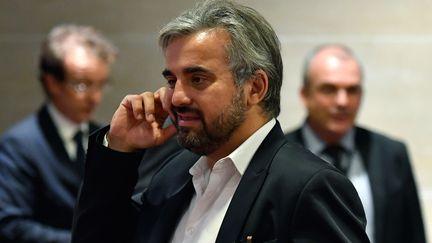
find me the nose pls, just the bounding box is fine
[335,89,348,106]
[87,88,103,105]
[171,80,192,107]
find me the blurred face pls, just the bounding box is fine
[163,29,247,156]
[48,46,110,123]
[301,48,362,143]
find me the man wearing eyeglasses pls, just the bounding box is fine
[0,24,117,243]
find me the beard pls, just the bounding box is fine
[171,89,247,155]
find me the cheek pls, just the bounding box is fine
[307,95,332,111]
[200,102,222,122]
[317,94,334,105]
[67,95,89,112]
[69,94,84,104]
[350,96,362,109]
[200,88,232,111]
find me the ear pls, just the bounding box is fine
[245,69,268,106]
[300,85,309,106]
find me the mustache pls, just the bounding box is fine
[332,106,351,114]
[172,106,199,114]
[171,106,204,124]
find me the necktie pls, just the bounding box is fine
[73,130,85,176]
[322,145,348,175]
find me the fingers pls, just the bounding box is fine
[120,94,144,120]
[121,92,159,123]
[141,92,156,122]
[152,123,177,146]
[154,87,172,111]
[155,87,175,121]
[120,89,173,127]
[107,88,175,152]
[161,124,177,142]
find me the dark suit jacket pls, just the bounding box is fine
[0,105,98,243]
[285,126,426,243]
[72,122,370,243]
[134,136,182,194]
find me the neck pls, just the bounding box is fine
[206,115,270,168]
[307,123,344,145]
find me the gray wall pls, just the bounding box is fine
[1,0,431,239]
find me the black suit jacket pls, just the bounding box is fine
[134,136,182,193]
[72,122,370,243]
[285,126,426,243]
[0,105,99,243]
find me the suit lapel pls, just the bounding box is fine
[216,122,287,243]
[37,105,72,164]
[145,149,199,205]
[142,181,195,243]
[355,127,385,242]
[285,128,304,146]
[139,150,199,242]
[89,122,99,134]
[38,105,100,178]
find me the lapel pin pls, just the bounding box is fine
[246,235,252,243]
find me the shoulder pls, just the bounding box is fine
[275,140,324,166]
[284,127,302,142]
[0,114,40,144]
[261,141,363,221]
[0,114,44,172]
[355,126,407,151]
[89,121,101,133]
[268,140,341,187]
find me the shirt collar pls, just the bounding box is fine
[47,102,88,141]
[301,122,355,154]
[190,118,276,176]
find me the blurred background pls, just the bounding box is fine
[1,0,431,240]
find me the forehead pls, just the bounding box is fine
[309,51,362,86]
[163,29,231,71]
[63,46,108,79]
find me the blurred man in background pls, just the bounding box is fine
[285,44,426,243]
[0,24,117,243]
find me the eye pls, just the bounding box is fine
[347,86,362,95]
[166,77,177,89]
[75,82,89,92]
[319,85,337,94]
[191,76,205,85]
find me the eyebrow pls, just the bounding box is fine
[162,66,211,78]
[162,69,173,78]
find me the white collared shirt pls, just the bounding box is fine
[171,119,276,243]
[47,103,89,161]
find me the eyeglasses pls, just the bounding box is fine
[66,80,111,94]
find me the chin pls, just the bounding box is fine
[76,114,91,123]
[330,124,352,136]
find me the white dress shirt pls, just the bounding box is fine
[171,119,276,243]
[47,103,89,161]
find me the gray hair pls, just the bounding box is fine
[302,44,363,87]
[159,0,283,118]
[39,24,117,91]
